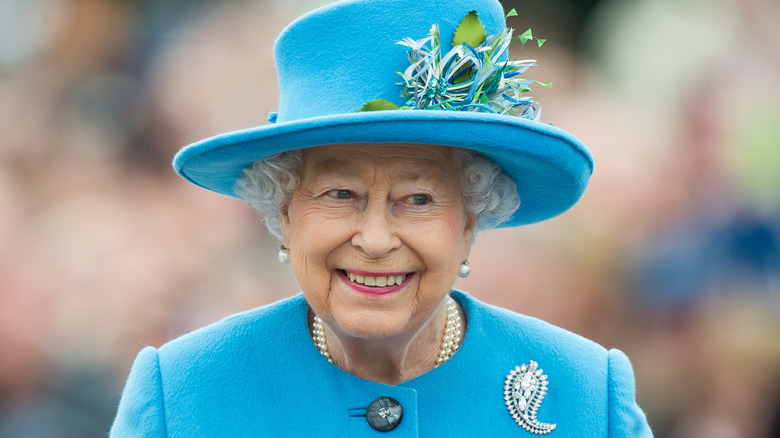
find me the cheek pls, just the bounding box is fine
[285,196,347,247]
[285,202,348,295]
[411,213,469,279]
[430,207,470,250]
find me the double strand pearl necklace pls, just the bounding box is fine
[311,296,462,366]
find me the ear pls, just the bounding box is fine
[461,211,478,252]
[463,211,477,236]
[278,203,291,244]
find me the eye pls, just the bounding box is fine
[327,189,354,199]
[407,194,431,205]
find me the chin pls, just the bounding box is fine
[330,308,414,341]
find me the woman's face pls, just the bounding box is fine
[280,143,476,342]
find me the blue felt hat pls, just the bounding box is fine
[173,0,593,227]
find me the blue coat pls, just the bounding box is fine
[110,291,652,436]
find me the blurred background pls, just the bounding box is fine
[1,0,778,436]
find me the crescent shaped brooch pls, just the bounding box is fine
[504,361,557,434]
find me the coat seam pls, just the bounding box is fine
[152,348,170,437]
[606,349,613,438]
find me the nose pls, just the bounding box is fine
[351,200,401,258]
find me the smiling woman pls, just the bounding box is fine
[277,144,475,384]
[109,0,653,436]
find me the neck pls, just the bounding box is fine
[311,297,463,385]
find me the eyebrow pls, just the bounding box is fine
[310,158,445,184]
[310,158,362,178]
[393,168,438,183]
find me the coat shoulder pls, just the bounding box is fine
[156,294,306,368]
[456,290,609,363]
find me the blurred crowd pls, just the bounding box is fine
[1,0,778,436]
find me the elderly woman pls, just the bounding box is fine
[111,0,652,436]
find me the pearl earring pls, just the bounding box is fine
[278,245,290,264]
[458,260,470,278]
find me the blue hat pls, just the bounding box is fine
[173,0,593,227]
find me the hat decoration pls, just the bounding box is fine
[359,9,549,120]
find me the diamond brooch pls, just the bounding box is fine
[504,361,557,434]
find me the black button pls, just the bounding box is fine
[366,397,403,432]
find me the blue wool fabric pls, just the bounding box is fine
[110,291,652,437]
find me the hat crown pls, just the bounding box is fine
[273,0,507,123]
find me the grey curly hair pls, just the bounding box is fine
[234,147,521,240]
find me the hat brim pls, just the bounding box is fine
[173,110,593,227]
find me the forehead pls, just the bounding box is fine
[300,143,458,182]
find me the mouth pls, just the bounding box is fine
[338,269,414,294]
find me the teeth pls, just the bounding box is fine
[346,272,407,287]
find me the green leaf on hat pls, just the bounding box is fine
[505,8,518,18]
[452,11,486,48]
[358,99,401,112]
[518,28,533,45]
[537,38,546,47]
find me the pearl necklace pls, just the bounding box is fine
[311,296,462,366]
